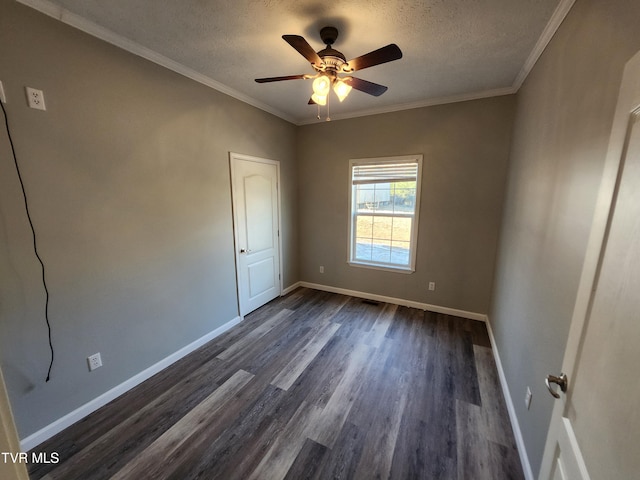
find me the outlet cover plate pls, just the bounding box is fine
[25,86,46,110]
[87,353,102,371]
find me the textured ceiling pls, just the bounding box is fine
[20,0,565,124]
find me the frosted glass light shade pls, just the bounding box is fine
[311,93,327,105]
[312,76,331,96]
[333,79,352,102]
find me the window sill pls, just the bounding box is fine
[347,261,415,274]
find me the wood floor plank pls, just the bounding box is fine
[386,312,459,479]
[384,304,415,341]
[456,399,492,480]
[217,308,295,360]
[28,343,226,479]
[271,320,341,390]
[361,302,398,347]
[352,369,409,480]
[37,358,228,480]
[454,327,482,406]
[246,401,318,480]
[211,311,313,383]
[282,438,328,480]
[465,318,492,347]
[29,288,525,480]
[331,298,381,337]
[306,342,374,448]
[347,326,404,431]
[198,381,310,480]
[488,439,526,480]
[314,421,366,480]
[165,383,286,480]
[240,323,315,379]
[474,344,519,448]
[288,334,358,409]
[403,307,432,375]
[109,369,254,480]
[310,292,350,323]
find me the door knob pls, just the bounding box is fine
[545,373,568,399]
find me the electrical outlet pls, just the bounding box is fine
[87,353,102,371]
[0,81,6,104]
[525,386,532,410]
[319,266,324,274]
[428,281,436,291]
[25,86,46,110]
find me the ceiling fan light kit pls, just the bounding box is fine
[333,79,352,102]
[255,26,402,120]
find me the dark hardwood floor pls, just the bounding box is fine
[28,288,524,480]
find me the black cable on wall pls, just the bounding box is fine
[0,98,55,382]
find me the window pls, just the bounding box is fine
[348,155,422,272]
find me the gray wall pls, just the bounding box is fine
[490,0,640,476]
[297,97,515,315]
[0,0,298,438]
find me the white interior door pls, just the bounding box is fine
[538,49,640,480]
[230,153,281,316]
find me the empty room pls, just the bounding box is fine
[1,0,639,479]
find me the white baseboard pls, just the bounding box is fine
[298,281,487,322]
[20,315,242,452]
[282,281,302,296]
[485,318,534,480]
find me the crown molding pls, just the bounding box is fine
[16,0,575,126]
[296,86,518,125]
[512,0,576,89]
[15,0,298,125]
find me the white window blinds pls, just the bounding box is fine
[351,162,419,184]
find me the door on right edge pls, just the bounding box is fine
[539,49,640,480]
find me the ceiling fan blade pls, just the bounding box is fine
[283,35,323,66]
[255,74,308,83]
[346,77,388,96]
[344,44,402,72]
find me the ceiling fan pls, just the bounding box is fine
[255,26,402,107]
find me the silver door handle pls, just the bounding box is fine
[545,373,568,399]
[240,249,252,254]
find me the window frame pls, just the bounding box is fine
[347,154,423,273]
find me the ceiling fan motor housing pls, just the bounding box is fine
[316,27,347,77]
[316,50,346,77]
[320,26,339,46]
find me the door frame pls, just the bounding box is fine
[0,368,29,480]
[538,49,640,479]
[229,152,283,318]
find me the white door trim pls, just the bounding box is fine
[0,368,29,480]
[538,48,640,479]
[229,152,283,317]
